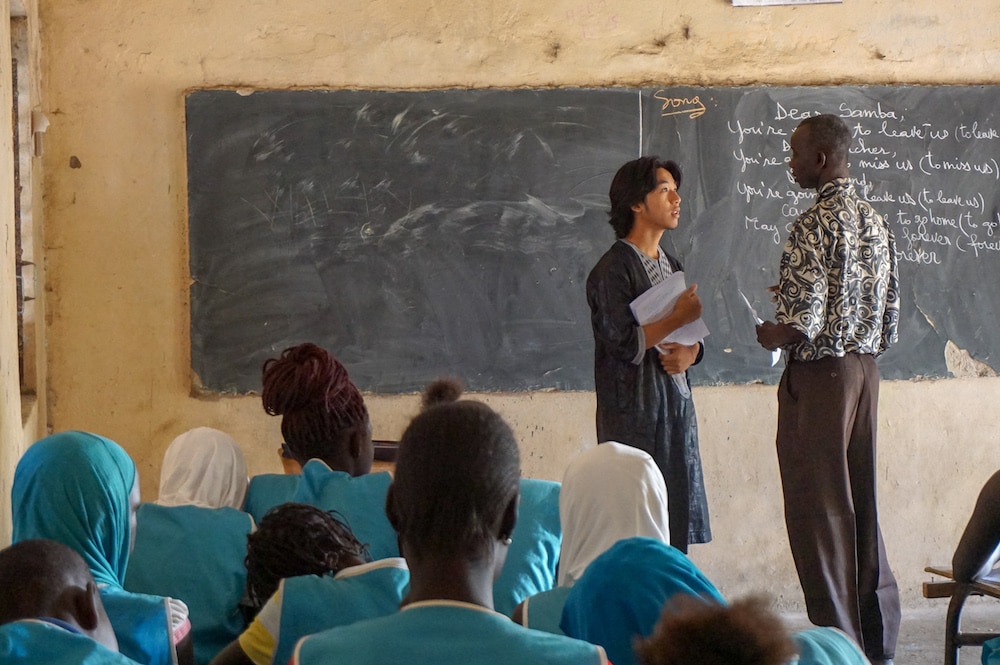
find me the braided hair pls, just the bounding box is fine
[261,343,369,464]
[243,502,371,612]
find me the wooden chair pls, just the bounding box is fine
[923,565,1000,665]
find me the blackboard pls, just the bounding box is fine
[187,86,1000,393]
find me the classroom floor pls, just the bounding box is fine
[782,598,1000,665]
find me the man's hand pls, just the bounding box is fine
[756,321,806,351]
[659,342,700,374]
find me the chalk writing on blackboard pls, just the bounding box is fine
[653,90,706,119]
[187,86,1000,393]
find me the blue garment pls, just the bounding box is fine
[493,479,562,617]
[11,431,178,665]
[984,636,1000,664]
[125,503,254,665]
[244,473,300,524]
[272,559,409,665]
[561,537,724,665]
[292,461,398,559]
[292,601,606,665]
[100,587,176,665]
[12,431,135,587]
[791,627,870,665]
[522,586,571,635]
[0,619,142,665]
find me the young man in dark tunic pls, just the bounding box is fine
[586,156,710,552]
[756,114,900,665]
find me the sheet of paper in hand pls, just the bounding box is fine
[628,271,710,346]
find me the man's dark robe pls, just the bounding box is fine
[586,240,711,550]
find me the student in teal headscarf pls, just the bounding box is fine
[560,537,724,665]
[11,430,194,665]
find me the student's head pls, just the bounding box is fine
[634,595,797,665]
[261,342,372,475]
[561,537,725,665]
[243,502,371,612]
[11,431,140,589]
[557,441,671,587]
[0,538,120,652]
[156,427,249,510]
[386,387,520,570]
[789,114,851,189]
[608,156,683,238]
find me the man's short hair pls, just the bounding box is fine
[798,114,851,163]
[607,156,682,238]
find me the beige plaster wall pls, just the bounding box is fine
[32,0,1000,609]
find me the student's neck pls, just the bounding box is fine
[624,226,664,259]
[317,452,365,477]
[401,554,496,610]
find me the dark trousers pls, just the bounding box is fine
[776,353,900,660]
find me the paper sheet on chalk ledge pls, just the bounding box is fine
[629,271,710,346]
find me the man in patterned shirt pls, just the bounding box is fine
[756,113,900,665]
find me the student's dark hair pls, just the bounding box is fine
[389,396,520,557]
[261,343,368,464]
[798,113,851,164]
[634,595,797,665]
[243,503,371,611]
[608,156,682,239]
[0,539,92,624]
[420,377,464,411]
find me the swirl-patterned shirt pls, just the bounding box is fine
[776,177,899,362]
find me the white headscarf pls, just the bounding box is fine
[556,441,670,587]
[156,427,249,510]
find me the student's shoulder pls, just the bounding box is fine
[588,241,637,281]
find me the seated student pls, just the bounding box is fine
[211,503,408,665]
[633,595,798,665]
[291,389,607,664]
[125,427,256,665]
[561,537,723,665]
[248,343,397,559]
[494,477,561,616]
[11,430,194,665]
[0,538,140,664]
[953,468,1000,582]
[953,469,1000,665]
[420,378,563,618]
[514,441,670,632]
[243,444,300,525]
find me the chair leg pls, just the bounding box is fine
[945,587,970,665]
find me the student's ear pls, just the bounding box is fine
[70,582,100,633]
[498,490,519,543]
[385,483,401,532]
[75,581,119,652]
[348,427,363,459]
